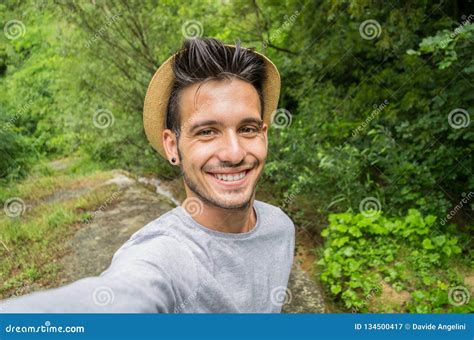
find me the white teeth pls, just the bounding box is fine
[213,171,246,182]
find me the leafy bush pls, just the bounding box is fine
[267,4,473,228]
[0,125,35,179]
[318,209,472,313]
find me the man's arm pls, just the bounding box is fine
[0,234,197,313]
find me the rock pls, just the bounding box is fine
[104,173,136,188]
[57,176,175,283]
[282,263,326,313]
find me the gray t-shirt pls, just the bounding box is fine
[0,200,295,313]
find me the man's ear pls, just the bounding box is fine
[162,129,180,165]
[262,122,268,149]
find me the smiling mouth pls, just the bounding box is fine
[206,169,252,186]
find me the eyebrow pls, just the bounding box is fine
[188,117,263,134]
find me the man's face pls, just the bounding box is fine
[168,78,268,210]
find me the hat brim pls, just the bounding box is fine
[143,45,281,159]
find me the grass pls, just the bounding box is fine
[0,156,121,298]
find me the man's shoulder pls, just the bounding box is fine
[112,207,190,260]
[129,207,182,240]
[255,200,295,233]
[104,208,199,305]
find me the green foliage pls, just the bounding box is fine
[0,125,34,178]
[1,1,472,215]
[318,209,472,313]
[266,1,473,225]
[0,0,472,313]
[0,160,121,298]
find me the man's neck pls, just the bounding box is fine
[185,197,257,234]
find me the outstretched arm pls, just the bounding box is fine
[0,235,197,313]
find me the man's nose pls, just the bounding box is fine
[217,131,246,164]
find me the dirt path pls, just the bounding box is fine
[55,171,325,312]
[56,172,175,284]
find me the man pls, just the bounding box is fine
[0,38,295,313]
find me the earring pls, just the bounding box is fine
[171,157,176,163]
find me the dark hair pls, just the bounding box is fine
[165,38,266,136]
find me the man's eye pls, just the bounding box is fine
[240,126,258,134]
[197,129,215,136]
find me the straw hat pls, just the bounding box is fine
[143,44,281,159]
